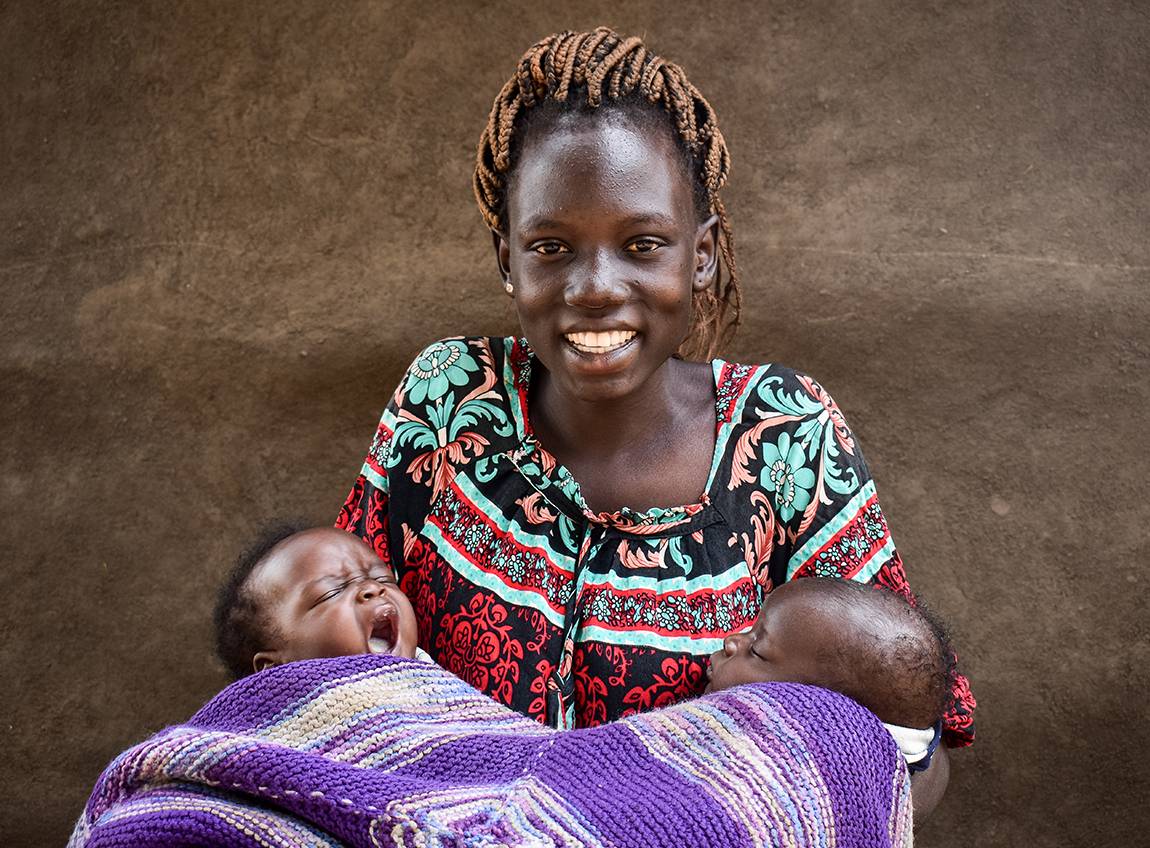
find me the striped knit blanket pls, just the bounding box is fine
[70,655,913,848]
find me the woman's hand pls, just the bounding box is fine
[910,744,950,826]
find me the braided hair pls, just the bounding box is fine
[474,28,742,361]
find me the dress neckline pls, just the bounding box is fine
[504,337,728,531]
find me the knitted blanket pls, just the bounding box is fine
[70,655,913,848]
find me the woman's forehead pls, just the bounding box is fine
[507,116,695,227]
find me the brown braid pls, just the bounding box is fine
[474,27,742,361]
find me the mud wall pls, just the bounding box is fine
[2,2,1148,844]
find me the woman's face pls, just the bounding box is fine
[498,113,717,403]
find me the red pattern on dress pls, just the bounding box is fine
[621,656,708,715]
[435,592,525,706]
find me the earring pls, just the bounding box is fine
[504,280,514,296]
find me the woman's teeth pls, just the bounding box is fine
[564,330,636,353]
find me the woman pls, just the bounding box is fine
[338,26,973,810]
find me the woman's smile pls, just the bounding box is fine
[561,329,641,376]
[563,329,637,354]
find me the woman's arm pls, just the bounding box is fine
[875,555,978,747]
[910,744,950,825]
[753,368,978,747]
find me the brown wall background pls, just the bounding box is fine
[3,1,1148,844]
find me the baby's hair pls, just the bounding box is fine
[213,521,310,680]
[474,27,741,361]
[797,577,955,728]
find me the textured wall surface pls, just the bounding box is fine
[3,1,1148,845]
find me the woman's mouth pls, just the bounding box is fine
[563,330,637,355]
[367,604,398,654]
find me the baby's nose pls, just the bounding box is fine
[722,633,741,656]
[355,578,380,600]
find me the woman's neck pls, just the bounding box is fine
[529,357,711,465]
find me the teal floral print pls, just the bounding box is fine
[759,431,817,522]
[391,340,512,496]
[405,340,481,404]
[755,373,860,499]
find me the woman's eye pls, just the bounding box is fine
[530,241,569,256]
[626,238,663,253]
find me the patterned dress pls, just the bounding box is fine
[338,336,976,745]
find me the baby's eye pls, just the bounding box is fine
[530,241,569,256]
[626,238,663,254]
[373,574,397,586]
[316,583,349,604]
[748,642,767,661]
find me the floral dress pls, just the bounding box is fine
[338,336,976,745]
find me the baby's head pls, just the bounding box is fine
[214,525,418,679]
[707,577,952,729]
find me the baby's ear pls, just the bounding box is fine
[252,651,281,673]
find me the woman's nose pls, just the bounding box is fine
[564,252,627,309]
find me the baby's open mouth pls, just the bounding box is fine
[367,604,398,655]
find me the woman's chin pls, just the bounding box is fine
[545,339,671,404]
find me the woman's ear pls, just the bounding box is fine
[693,213,720,292]
[492,229,512,284]
[252,651,280,673]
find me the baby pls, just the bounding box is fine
[214,525,422,678]
[215,525,950,755]
[707,575,952,771]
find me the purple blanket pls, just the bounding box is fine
[70,655,913,847]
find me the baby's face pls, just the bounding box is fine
[706,580,834,693]
[249,528,418,673]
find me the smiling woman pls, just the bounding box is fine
[337,27,975,775]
